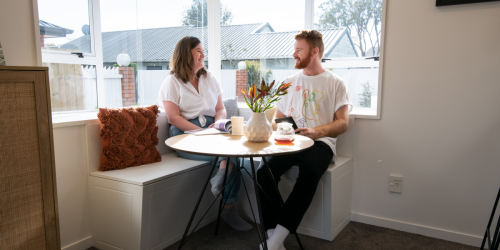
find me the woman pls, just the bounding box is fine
[157,36,252,231]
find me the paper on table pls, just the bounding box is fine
[183,119,232,135]
[191,128,228,136]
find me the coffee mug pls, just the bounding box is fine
[231,116,244,135]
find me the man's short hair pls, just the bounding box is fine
[295,30,325,59]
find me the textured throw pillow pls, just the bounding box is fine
[223,96,239,119]
[97,105,162,171]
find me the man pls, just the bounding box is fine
[257,30,352,250]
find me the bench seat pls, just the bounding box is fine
[85,120,219,250]
[89,153,210,186]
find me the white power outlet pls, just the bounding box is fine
[389,175,402,193]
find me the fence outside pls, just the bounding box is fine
[82,66,123,109]
[136,70,237,106]
[137,70,171,106]
[47,66,379,111]
[332,68,379,109]
[221,70,236,100]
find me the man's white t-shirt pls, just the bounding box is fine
[276,70,352,162]
[157,71,222,127]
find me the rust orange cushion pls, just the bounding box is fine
[97,105,161,171]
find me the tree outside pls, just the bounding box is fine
[358,81,373,108]
[246,60,272,87]
[182,0,233,27]
[316,0,382,57]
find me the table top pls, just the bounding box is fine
[165,132,314,157]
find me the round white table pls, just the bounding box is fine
[165,132,314,250]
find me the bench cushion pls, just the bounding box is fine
[223,96,239,118]
[89,153,210,186]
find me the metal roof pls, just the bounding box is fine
[39,20,74,38]
[61,23,351,63]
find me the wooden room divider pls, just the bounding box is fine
[0,66,60,249]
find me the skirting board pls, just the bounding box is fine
[62,236,93,250]
[351,212,483,247]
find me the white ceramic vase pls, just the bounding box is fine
[244,112,273,142]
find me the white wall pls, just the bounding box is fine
[53,126,92,250]
[4,0,500,248]
[351,0,500,246]
[0,1,92,249]
[0,0,39,66]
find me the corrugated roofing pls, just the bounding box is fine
[61,23,350,63]
[39,20,74,37]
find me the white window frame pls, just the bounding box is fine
[309,0,387,119]
[33,0,386,119]
[38,0,96,58]
[34,0,106,111]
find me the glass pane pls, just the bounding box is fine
[314,0,383,58]
[219,0,304,101]
[330,67,378,110]
[42,63,97,112]
[99,0,208,107]
[38,0,91,53]
[315,0,383,114]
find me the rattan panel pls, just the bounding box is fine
[0,81,47,249]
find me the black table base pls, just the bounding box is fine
[176,156,305,250]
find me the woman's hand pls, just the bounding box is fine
[208,123,215,128]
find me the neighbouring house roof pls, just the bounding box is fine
[61,23,356,63]
[39,20,74,38]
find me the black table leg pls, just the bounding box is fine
[239,159,264,244]
[250,157,269,250]
[215,157,231,235]
[177,157,219,250]
[184,160,241,244]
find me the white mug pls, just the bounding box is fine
[231,116,244,135]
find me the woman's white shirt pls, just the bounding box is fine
[157,71,222,127]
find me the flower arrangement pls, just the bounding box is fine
[241,78,291,113]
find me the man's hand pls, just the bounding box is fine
[295,127,321,140]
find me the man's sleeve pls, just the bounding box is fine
[334,79,353,113]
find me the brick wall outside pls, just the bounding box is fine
[119,67,136,107]
[236,70,248,102]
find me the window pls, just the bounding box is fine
[38,0,93,55]
[219,0,305,102]
[36,0,386,118]
[38,0,99,112]
[314,0,385,117]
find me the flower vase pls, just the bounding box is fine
[244,112,273,142]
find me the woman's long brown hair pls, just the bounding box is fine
[169,36,207,83]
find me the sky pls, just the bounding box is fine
[37,0,325,46]
[37,0,379,57]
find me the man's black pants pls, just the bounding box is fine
[256,141,333,233]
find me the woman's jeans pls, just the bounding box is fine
[169,116,240,204]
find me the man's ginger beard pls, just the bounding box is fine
[294,50,313,69]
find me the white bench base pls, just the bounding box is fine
[88,155,218,250]
[85,121,220,250]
